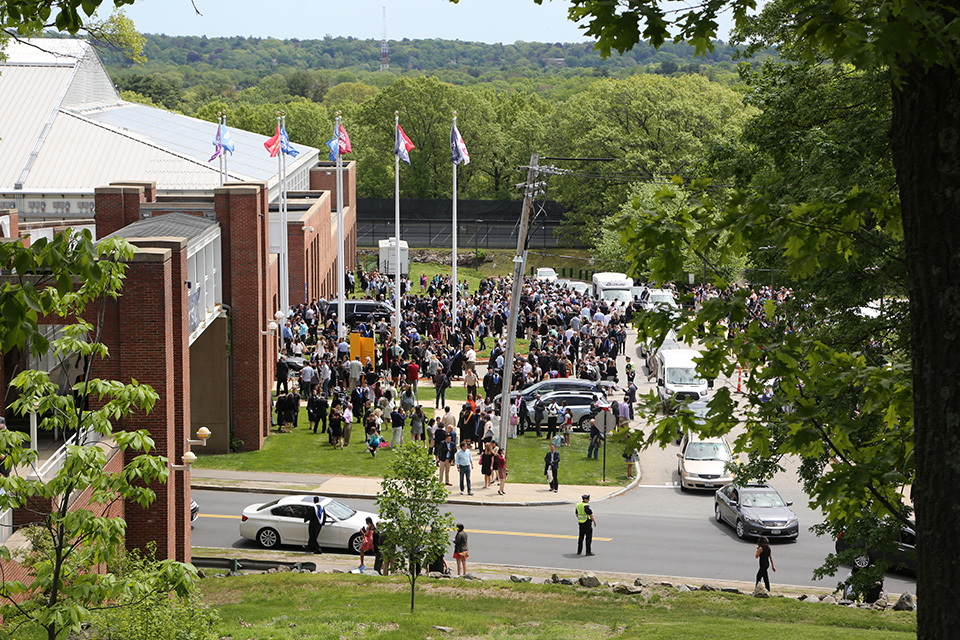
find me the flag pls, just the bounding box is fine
[326,121,339,161]
[221,125,235,155]
[209,123,223,162]
[264,124,281,158]
[280,125,299,157]
[395,124,415,165]
[338,123,352,154]
[451,121,470,165]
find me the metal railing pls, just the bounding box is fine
[29,428,102,482]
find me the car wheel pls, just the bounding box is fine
[349,533,363,555]
[257,527,280,549]
[735,519,746,539]
[578,416,591,431]
[853,554,871,569]
[715,503,723,523]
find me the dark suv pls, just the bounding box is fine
[327,300,394,325]
[835,520,916,573]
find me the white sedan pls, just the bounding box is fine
[535,267,559,282]
[239,495,378,553]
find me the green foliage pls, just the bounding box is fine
[0,230,197,640]
[376,444,454,612]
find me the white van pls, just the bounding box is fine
[655,349,710,413]
[592,272,634,305]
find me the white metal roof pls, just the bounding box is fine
[0,38,318,200]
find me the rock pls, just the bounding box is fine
[331,569,344,574]
[838,599,855,607]
[428,571,445,579]
[543,578,554,584]
[579,573,601,588]
[797,594,809,601]
[613,583,643,595]
[753,584,770,598]
[874,592,889,610]
[893,593,916,611]
[551,573,562,584]
[820,595,838,605]
[659,581,674,588]
[510,574,532,583]
[721,588,741,594]
[559,578,576,585]
[266,568,277,574]
[699,584,718,591]
[463,573,481,581]
[678,585,691,593]
[433,626,455,633]
[633,578,644,587]
[277,565,291,572]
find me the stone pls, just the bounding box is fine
[579,573,601,588]
[463,573,481,581]
[277,565,291,572]
[551,573,562,584]
[892,593,916,611]
[874,592,889,610]
[559,578,577,585]
[721,588,741,594]
[433,626,455,633]
[428,571,444,579]
[753,584,770,598]
[820,595,838,605]
[613,583,643,595]
[543,578,554,584]
[678,585,691,593]
[699,584,718,591]
[510,574,532,583]
[838,599,855,607]
[659,581,674,588]
[633,578,644,587]
[266,568,277,574]
[797,594,809,601]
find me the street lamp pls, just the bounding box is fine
[171,426,212,469]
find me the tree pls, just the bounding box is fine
[376,444,454,613]
[529,0,957,634]
[0,231,198,640]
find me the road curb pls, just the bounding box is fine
[191,482,621,507]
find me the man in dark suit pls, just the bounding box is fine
[304,496,325,554]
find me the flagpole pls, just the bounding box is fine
[451,111,459,335]
[217,113,224,185]
[393,111,402,342]
[278,112,289,318]
[335,111,347,341]
[222,112,229,183]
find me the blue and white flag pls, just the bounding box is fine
[451,122,470,165]
[221,125,235,155]
[326,122,339,161]
[280,125,300,157]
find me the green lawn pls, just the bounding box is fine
[195,572,915,640]
[194,409,626,486]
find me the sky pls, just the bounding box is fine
[120,0,598,44]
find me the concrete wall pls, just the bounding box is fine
[190,316,230,454]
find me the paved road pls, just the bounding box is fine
[191,489,917,593]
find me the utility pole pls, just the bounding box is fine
[498,153,539,450]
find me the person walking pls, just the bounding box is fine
[453,523,469,576]
[455,441,474,495]
[358,516,376,572]
[544,443,560,493]
[587,419,603,460]
[575,494,597,556]
[755,536,776,591]
[494,446,507,495]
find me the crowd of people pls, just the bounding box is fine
[270,267,641,491]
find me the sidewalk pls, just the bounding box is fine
[190,467,639,506]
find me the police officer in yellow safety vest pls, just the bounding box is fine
[576,494,597,556]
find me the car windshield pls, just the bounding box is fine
[650,294,676,305]
[324,499,356,520]
[666,367,704,385]
[741,491,785,508]
[256,499,281,511]
[685,442,731,462]
[601,289,632,303]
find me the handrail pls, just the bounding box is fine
[29,428,101,482]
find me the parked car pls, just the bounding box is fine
[835,519,916,573]
[677,433,734,491]
[527,389,608,430]
[564,281,592,296]
[495,377,607,406]
[642,288,679,312]
[191,499,200,523]
[240,495,378,553]
[535,267,559,282]
[714,483,800,540]
[326,299,394,325]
